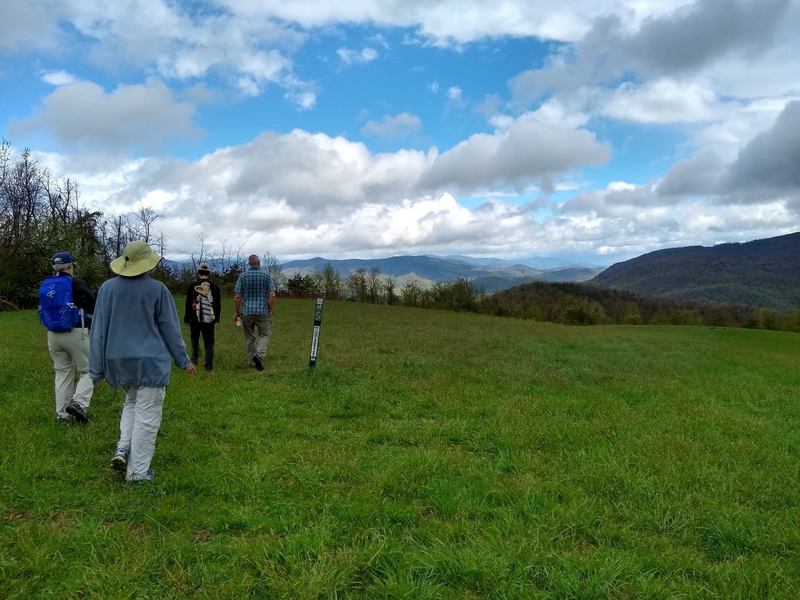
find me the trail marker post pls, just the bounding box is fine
[308,297,324,368]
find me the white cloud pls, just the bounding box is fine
[427,81,440,94]
[337,47,378,65]
[509,0,796,106]
[419,111,611,193]
[361,113,422,139]
[447,86,462,100]
[10,79,198,153]
[0,0,65,51]
[600,78,719,123]
[35,116,799,262]
[11,1,307,104]
[284,90,317,111]
[216,0,691,44]
[41,70,78,86]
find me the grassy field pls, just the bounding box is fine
[1,297,799,598]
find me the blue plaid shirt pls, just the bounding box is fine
[234,267,273,315]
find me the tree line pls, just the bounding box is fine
[290,264,800,333]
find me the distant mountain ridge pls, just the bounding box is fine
[592,232,800,311]
[283,255,602,291]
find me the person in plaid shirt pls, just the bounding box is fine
[233,254,275,371]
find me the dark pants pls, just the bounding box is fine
[189,321,216,369]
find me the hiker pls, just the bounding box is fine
[184,262,221,371]
[89,240,196,482]
[39,251,96,424]
[233,254,275,371]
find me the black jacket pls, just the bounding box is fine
[184,279,221,325]
[58,273,95,329]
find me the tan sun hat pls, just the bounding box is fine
[110,240,162,277]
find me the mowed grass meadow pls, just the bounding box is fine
[2,296,800,598]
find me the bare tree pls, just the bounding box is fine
[385,275,398,305]
[136,204,160,243]
[366,266,383,303]
[322,263,341,299]
[347,268,368,302]
[190,231,207,271]
[263,251,285,291]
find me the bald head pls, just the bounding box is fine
[248,254,260,267]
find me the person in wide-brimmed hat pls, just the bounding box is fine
[90,240,196,482]
[184,261,221,371]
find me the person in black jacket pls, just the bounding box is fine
[45,251,96,423]
[184,262,221,371]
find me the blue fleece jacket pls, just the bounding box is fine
[89,274,189,388]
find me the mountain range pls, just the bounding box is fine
[282,255,603,292]
[592,232,800,312]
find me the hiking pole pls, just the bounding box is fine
[308,297,324,369]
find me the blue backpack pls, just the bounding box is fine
[38,276,82,332]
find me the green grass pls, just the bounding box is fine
[2,298,800,598]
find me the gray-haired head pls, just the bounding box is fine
[52,251,75,274]
[248,254,260,267]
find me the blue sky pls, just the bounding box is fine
[1,0,799,265]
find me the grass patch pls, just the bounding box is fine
[2,298,800,598]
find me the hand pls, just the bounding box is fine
[185,362,197,374]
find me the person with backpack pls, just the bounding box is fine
[184,262,221,372]
[39,251,96,424]
[89,240,196,483]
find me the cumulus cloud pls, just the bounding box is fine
[361,113,422,139]
[600,78,719,123]
[2,1,308,105]
[615,0,790,75]
[41,70,78,86]
[447,86,462,100]
[657,152,726,196]
[337,47,378,65]
[555,179,798,256]
[10,80,198,152]
[510,0,793,105]
[655,101,800,203]
[418,111,610,193]
[721,101,800,195]
[36,113,799,262]
[0,0,64,51]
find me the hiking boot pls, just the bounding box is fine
[127,470,154,483]
[111,448,128,471]
[252,355,264,371]
[65,401,88,424]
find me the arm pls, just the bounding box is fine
[157,284,192,370]
[184,284,194,324]
[234,293,242,322]
[72,279,96,315]
[212,284,221,324]
[88,284,107,381]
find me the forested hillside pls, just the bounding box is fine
[592,233,800,311]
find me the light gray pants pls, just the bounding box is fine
[47,328,92,418]
[242,313,272,363]
[117,386,166,480]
